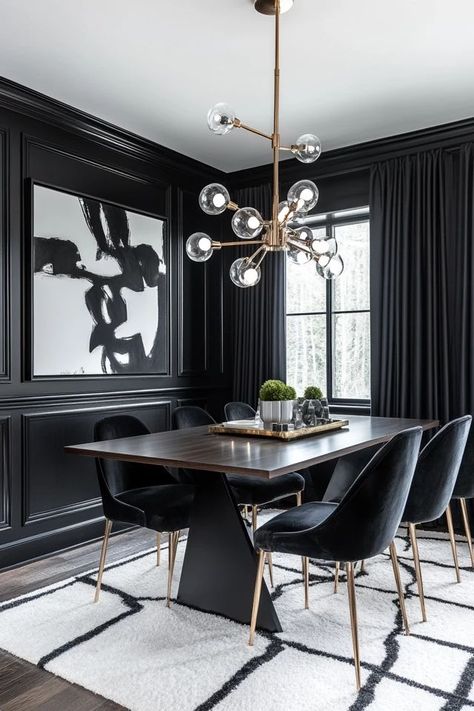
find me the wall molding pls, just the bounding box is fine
[0,76,224,182]
[0,127,9,381]
[0,417,11,530]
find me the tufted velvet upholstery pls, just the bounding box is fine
[94,415,194,532]
[452,426,474,499]
[402,415,472,524]
[172,405,305,505]
[255,427,423,561]
[224,402,256,421]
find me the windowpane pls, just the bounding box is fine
[286,315,326,397]
[333,312,370,399]
[286,227,326,314]
[333,221,370,311]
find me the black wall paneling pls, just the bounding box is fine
[0,77,232,569]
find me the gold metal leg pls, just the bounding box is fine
[360,560,366,573]
[408,523,427,622]
[267,552,274,588]
[346,562,361,691]
[156,532,161,566]
[303,556,309,609]
[248,550,267,646]
[94,519,113,603]
[460,498,474,568]
[389,541,410,635]
[334,561,340,593]
[446,504,461,583]
[296,492,302,506]
[167,531,178,608]
[252,505,258,534]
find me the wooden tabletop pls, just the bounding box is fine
[65,415,439,479]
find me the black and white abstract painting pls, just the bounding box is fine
[32,184,168,376]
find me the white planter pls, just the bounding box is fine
[260,400,295,427]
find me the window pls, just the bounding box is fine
[286,208,370,403]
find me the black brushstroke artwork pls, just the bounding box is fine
[34,195,166,375]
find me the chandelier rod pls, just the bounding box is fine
[271,0,281,247]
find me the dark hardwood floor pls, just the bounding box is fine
[0,527,159,711]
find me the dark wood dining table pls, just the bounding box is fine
[66,415,438,632]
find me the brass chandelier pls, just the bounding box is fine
[186,0,344,288]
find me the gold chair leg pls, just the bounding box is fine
[296,492,302,506]
[94,519,113,603]
[460,498,474,568]
[346,562,361,691]
[167,531,178,608]
[267,552,274,588]
[252,505,258,534]
[303,556,309,609]
[334,561,340,593]
[248,550,267,646]
[156,531,161,566]
[446,504,461,583]
[389,541,410,635]
[360,560,366,573]
[408,523,427,622]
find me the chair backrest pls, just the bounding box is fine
[94,415,174,502]
[453,423,474,499]
[323,445,381,503]
[172,405,215,429]
[306,427,423,562]
[224,401,256,422]
[403,415,472,523]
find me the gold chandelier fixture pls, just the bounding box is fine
[186,0,344,288]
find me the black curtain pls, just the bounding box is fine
[232,184,286,406]
[370,144,474,529]
[370,144,474,423]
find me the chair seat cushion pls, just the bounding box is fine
[255,501,337,553]
[115,484,194,532]
[226,471,305,506]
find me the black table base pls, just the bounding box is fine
[177,472,282,633]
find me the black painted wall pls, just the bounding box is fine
[0,78,232,569]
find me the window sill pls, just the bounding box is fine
[329,403,371,417]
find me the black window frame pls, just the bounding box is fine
[286,207,371,408]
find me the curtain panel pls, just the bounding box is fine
[232,185,286,406]
[370,144,474,423]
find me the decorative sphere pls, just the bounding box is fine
[229,258,261,288]
[316,254,344,279]
[207,103,236,135]
[293,226,313,243]
[231,207,264,239]
[287,180,319,213]
[199,183,230,215]
[287,242,312,265]
[294,133,322,164]
[311,235,338,258]
[186,232,213,262]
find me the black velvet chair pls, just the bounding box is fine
[224,401,256,422]
[452,427,474,570]
[248,426,423,690]
[173,405,305,586]
[94,415,194,607]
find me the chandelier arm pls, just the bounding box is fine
[270,0,281,247]
[246,243,268,265]
[227,201,239,211]
[212,240,266,249]
[234,120,273,142]
[287,239,317,257]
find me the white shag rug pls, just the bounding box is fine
[1,518,473,711]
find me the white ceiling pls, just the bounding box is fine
[0,0,473,172]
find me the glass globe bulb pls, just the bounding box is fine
[287,180,319,213]
[293,226,313,243]
[199,183,230,215]
[287,242,312,265]
[294,133,322,164]
[186,232,214,262]
[229,258,261,288]
[316,254,344,280]
[311,235,338,258]
[231,207,264,239]
[207,103,236,135]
